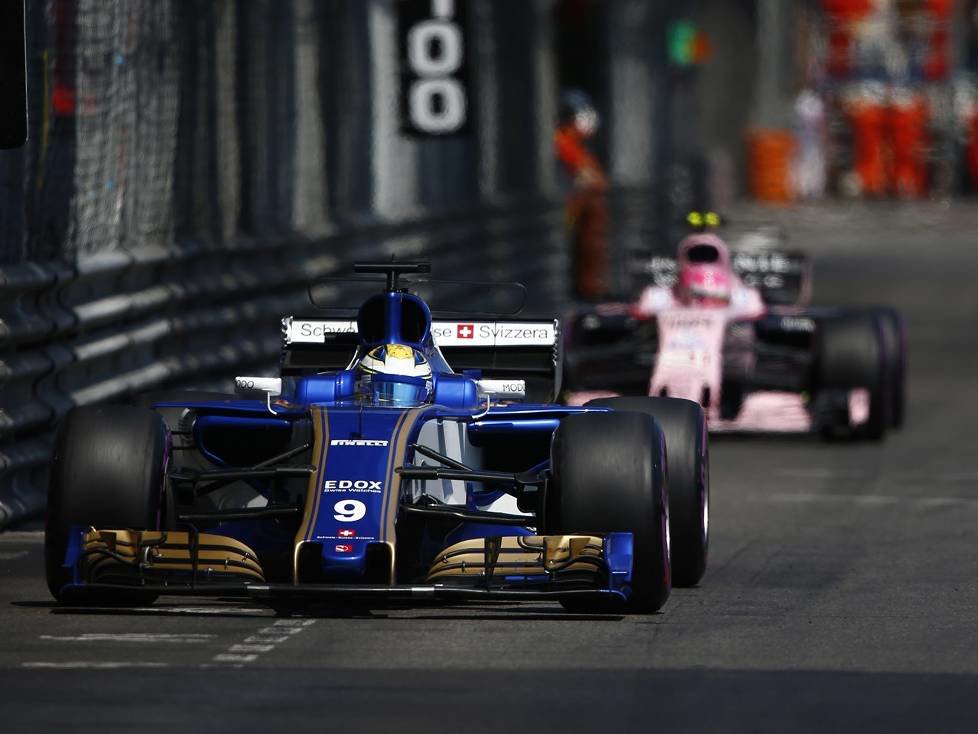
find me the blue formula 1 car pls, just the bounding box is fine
[44,263,709,613]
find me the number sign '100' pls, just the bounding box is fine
[402,0,468,135]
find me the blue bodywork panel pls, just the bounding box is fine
[64,275,633,603]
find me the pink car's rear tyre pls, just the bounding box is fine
[816,314,888,441]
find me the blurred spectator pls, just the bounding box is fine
[842,82,929,198]
[555,89,609,301]
[792,89,828,199]
[844,82,889,197]
[889,87,929,198]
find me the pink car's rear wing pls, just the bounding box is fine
[642,248,811,306]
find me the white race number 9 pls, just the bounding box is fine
[333,500,366,522]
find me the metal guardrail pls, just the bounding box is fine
[0,198,566,529]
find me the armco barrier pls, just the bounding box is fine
[0,198,567,529]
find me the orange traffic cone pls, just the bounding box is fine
[747,129,795,204]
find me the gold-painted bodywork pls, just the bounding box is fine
[293,405,330,581]
[426,534,606,582]
[81,529,264,584]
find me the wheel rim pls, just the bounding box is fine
[665,504,671,561]
[702,448,710,540]
[663,485,671,586]
[703,484,709,538]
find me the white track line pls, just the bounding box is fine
[0,531,43,544]
[212,654,257,664]
[774,469,978,484]
[756,492,978,508]
[40,633,215,643]
[21,662,169,669]
[208,619,316,668]
[229,644,275,653]
[244,634,289,643]
[122,606,269,616]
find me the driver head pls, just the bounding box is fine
[676,263,732,307]
[356,343,433,407]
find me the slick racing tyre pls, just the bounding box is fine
[586,397,709,588]
[45,405,167,604]
[549,411,671,613]
[816,314,888,441]
[871,308,906,430]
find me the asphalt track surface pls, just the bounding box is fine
[2,204,978,732]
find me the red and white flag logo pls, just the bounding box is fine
[337,529,356,538]
[457,324,474,339]
[334,544,353,553]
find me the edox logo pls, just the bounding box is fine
[323,480,383,492]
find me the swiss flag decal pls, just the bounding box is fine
[457,324,474,339]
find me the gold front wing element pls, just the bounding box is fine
[81,529,264,584]
[426,535,605,582]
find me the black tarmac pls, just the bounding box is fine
[2,204,977,732]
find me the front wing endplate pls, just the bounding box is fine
[79,529,265,585]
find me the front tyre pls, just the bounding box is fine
[586,396,709,587]
[549,411,670,613]
[45,405,167,604]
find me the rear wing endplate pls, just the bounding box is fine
[643,249,811,306]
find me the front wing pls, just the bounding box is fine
[57,527,635,605]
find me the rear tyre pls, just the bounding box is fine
[45,405,167,604]
[816,314,888,441]
[549,411,670,613]
[586,397,709,587]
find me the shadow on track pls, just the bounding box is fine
[11,598,626,622]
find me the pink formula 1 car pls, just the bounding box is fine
[563,231,905,440]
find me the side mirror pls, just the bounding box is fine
[0,0,28,149]
[476,379,526,402]
[235,376,283,397]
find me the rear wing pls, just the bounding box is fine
[642,249,812,306]
[281,317,562,400]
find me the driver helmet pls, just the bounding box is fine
[676,264,732,307]
[356,344,433,407]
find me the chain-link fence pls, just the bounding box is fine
[1,0,575,268]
